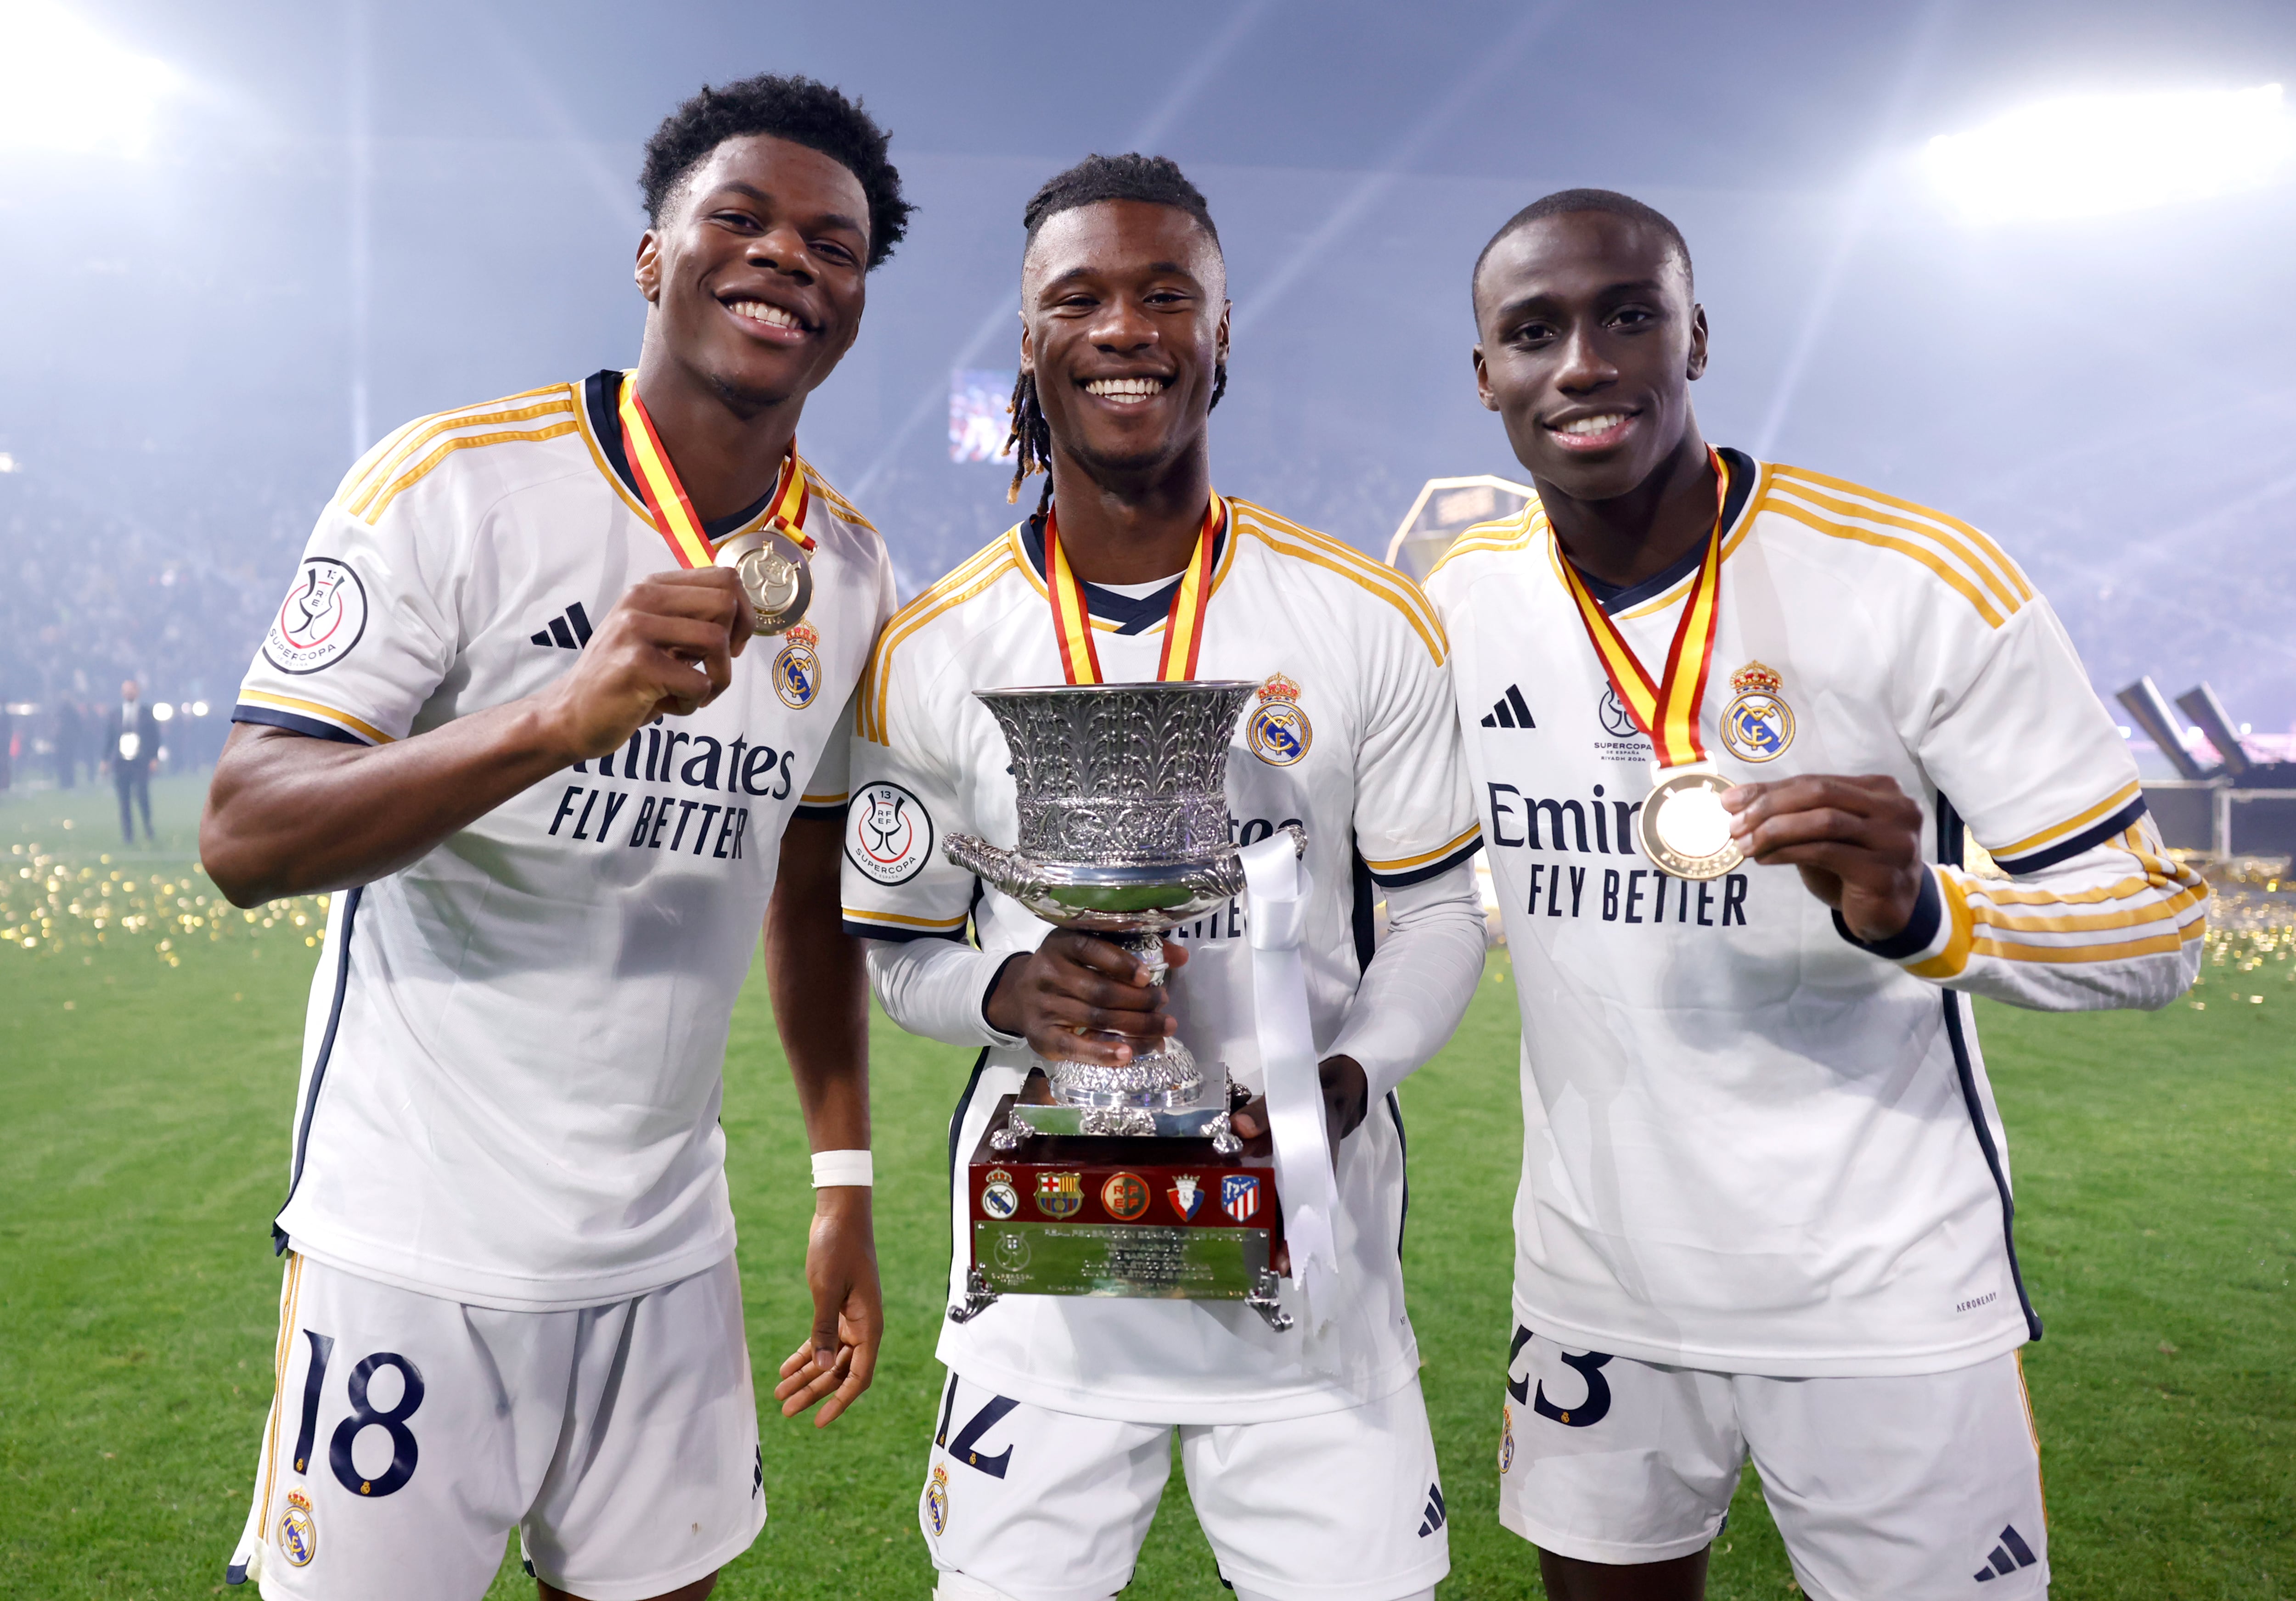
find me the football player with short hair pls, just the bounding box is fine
[203,73,911,1601]
[840,154,1488,1601]
[1424,189,2206,1601]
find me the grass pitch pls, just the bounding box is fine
[0,776,2288,1598]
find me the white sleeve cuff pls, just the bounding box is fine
[866,938,1026,1050]
[1325,860,1488,1103]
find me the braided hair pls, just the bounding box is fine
[1004,153,1227,508]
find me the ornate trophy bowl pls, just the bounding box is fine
[943,680,1259,931]
[944,681,1285,1128]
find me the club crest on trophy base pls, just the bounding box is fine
[943,681,1302,1330]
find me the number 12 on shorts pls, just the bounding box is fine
[291,1328,427,1497]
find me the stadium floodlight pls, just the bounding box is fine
[0,1,181,157]
[152,702,174,723]
[1924,84,2296,224]
[191,700,209,717]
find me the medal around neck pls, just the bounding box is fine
[713,526,812,636]
[1557,448,1742,882]
[1638,767,1743,880]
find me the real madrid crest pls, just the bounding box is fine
[1247,672,1312,766]
[773,623,822,710]
[277,1489,318,1568]
[926,1464,951,1535]
[1718,660,1795,763]
[980,1168,1020,1220]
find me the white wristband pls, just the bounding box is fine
[810,1149,873,1188]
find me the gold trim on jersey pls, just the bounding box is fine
[843,905,969,931]
[805,469,878,534]
[1229,500,1448,662]
[255,1252,307,1544]
[338,384,570,511]
[1775,465,2032,607]
[345,390,579,520]
[238,690,394,746]
[1764,468,2030,630]
[1988,780,2142,862]
[1908,826,2207,980]
[801,790,850,807]
[1362,824,1482,876]
[857,536,1027,744]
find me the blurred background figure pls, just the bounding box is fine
[54,697,84,788]
[103,678,158,844]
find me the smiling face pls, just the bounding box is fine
[1021,200,1228,485]
[1472,210,1708,502]
[635,134,871,414]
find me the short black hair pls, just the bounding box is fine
[1473,187,1694,301]
[1020,152,1221,257]
[640,73,913,270]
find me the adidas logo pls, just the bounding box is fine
[1972,1523,2039,1582]
[1416,1481,1446,1538]
[529,601,595,651]
[1480,684,1535,729]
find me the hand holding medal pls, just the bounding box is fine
[1557,447,1740,881]
[619,377,816,636]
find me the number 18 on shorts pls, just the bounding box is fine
[229,1253,765,1601]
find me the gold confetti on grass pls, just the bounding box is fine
[1,842,329,965]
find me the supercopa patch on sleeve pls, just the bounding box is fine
[262,558,369,675]
[845,781,933,885]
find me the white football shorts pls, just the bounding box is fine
[1497,1326,2048,1599]
[918,1371,1449,1601]
[227,1251,764,1601]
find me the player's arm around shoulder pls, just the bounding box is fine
[1724,529,2205,1011]
[201,477,756,906]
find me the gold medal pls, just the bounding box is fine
[1637,767,1743,880]
[717,527,814,635]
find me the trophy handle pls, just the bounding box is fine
[944,833,1035,899]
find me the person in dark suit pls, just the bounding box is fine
[103,679,160,844]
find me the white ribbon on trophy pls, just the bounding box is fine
[1238,832,1340,1330]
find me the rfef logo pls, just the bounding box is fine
[845,781,932,885]
[262,558,368,675]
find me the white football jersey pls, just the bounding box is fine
[235,373,896,1310]
[1424,450,2205,1377]
[842,500,1480,1422]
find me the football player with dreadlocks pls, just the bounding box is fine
[841,153,1488,1601]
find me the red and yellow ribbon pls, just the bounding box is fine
[1044,493,1224,685]
[1555,449,1729,771]
[617,376,810,568]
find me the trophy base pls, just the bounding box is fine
[1004,1059,1241,1142]
[956,1086,1290,1330]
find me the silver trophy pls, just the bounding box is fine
[944,680,1297,1145]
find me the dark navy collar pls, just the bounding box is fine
[583,370,782,541]
[1571,445,1757,613]
[1019,510,1229,637]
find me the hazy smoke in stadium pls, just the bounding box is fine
[1,0,2293,761]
